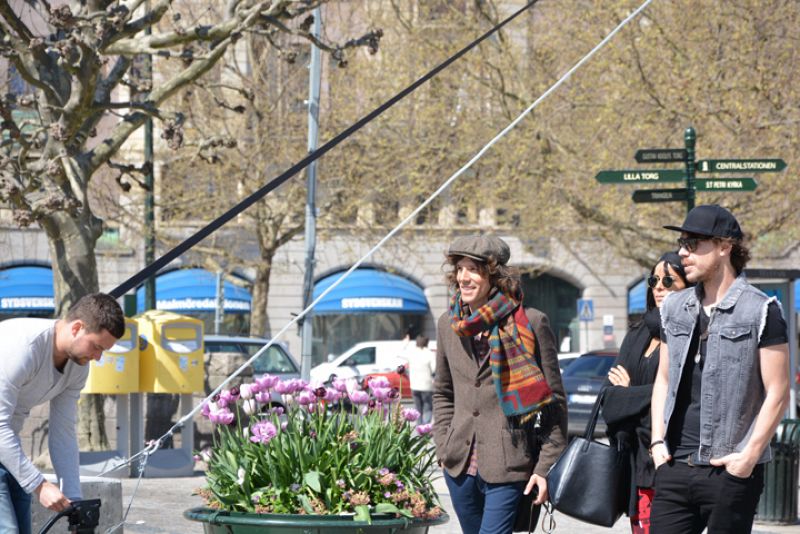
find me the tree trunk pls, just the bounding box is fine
[249,262,272,337]
[40,208,108,450]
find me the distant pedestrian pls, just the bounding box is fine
[650,205,789,534]
[402,335,436,425]
[602,251,693,534]
[0,293,125,534]
[433,234,567,534]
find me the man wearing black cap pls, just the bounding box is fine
[649,205,790,533]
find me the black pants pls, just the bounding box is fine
[650,461,764,534]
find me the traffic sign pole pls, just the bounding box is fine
[684,126,696,213]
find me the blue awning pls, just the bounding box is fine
[628,277,647,315]
[312,269,429,315]
[0,265,55,312]
[136,269,251,313]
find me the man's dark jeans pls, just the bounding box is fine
[412,390,433,425]
[650,460,764,534]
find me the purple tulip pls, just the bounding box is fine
[256,374,280,390]
[331,377,349,393]
[402,408,421,422]
[416,423,433,435]
[368,376,390,390]
[209,409,235,425]
[296,390,316,406]
[348,390,370,405]
[250,420,278,444]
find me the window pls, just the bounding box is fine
[343,347,376,367]
[247,344,299,374]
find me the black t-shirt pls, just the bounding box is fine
[668,301,787,458]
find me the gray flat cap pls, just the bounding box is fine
[447,235,510,265]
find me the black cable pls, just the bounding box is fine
[109,0,541,298]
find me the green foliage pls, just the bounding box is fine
[201,377,441,522]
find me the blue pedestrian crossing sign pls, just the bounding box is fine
[577,299,594,322]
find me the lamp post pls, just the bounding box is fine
[300,7,322,381]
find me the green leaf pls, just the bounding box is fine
[298,494,314,514]
[354,504,371,523]
[304,470,322,493]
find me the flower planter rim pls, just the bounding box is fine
[184,506,449,528]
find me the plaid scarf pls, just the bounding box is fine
[450,290,553,420]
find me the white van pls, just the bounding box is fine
[310,339,436,383]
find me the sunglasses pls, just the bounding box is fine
[648,274,676,289]
[677,235,711,253]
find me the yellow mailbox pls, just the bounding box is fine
[82,318,140,394]
[136,310,204,393]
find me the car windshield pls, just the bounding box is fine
[562,354,615,379]
[245,344,299,374]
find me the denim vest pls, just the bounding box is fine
[660,274,777,465]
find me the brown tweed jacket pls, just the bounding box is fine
[433,307,567,483]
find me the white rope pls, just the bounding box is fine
[106,0,654,523]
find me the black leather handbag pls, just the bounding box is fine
[545,389,629,527]
[512,487,541,533]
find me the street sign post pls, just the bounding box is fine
[697,159,786,173]
[635,148,687,163]
[695,178,757,192]
[577,298,594,353]
[595,127,786,213]
[595,169,684,183]
[577,299,594,322]
[632,188,689,203]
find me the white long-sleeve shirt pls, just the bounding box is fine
[404,346,436,392]
[0,318,87,499]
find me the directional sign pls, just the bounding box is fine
[595,169,685,184]
[577,299,594,322]
[632,188,689,203]
[696,159,786,173]
[695,178,758,192]
[635,148,687,163]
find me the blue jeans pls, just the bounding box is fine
[444,470,525,534]
[0,462,32,534]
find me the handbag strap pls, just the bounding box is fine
[582,388,608,440]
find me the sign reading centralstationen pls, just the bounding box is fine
[696,159,786,173]
[695,178,757,192]
[595,169,684,183]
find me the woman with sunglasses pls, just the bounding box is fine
[601,252,693,534]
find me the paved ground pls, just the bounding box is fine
[113,467,800,534]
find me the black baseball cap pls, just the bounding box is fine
[447,234,511,265]
[663,204,743,239]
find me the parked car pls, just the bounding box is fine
[204,334,300,377]
[562,349,618,436]
[557,352,581,372]
[311,340,436,384]
[196,335,300,451]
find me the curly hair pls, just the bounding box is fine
[444,254,522,299]
[727,239,751,275]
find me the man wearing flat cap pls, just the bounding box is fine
[433,234,567,534]
[650,205,790,533]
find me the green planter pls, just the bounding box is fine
[184,507,449,534]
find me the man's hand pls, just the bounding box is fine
[650,442,671,469]
[710,452,757,479]
[524,473,548,505]
[35,480,71,512]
